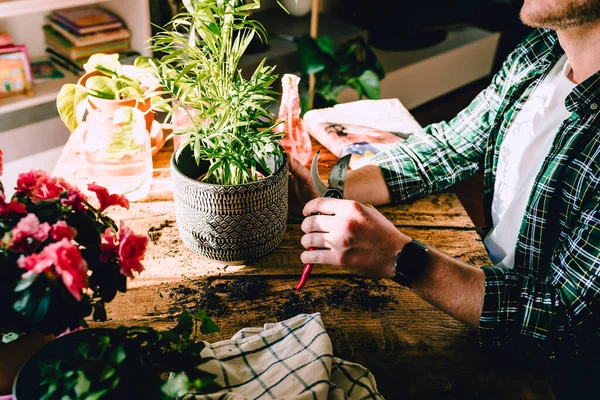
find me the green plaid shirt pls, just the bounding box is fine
[370,29,600,359]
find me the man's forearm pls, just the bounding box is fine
[345,165,392,206]
[410,246,485,329]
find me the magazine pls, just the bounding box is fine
[303,99,422,169]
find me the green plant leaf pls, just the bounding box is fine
[56,83,78,133]
[75,370,91,396]
[316,36,336,59]
[84,53,121,75]
[14,270,39,292]
[162,372,190,397]
[173,310,194,337]
[200,316,220,334]
[296,34,330,75]
[133,56,155,73]
[357,70,381,99]
[86,76,118,99]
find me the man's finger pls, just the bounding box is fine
[301,215,338,233]
[300,233,331,249]
[288,156,311,182]
[303,197,353,217]
[300,249,335,265]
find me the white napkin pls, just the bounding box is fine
[183,313,383,399]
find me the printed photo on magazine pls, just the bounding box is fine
[303,99,422,169]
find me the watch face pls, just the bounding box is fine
[393,240,429,287]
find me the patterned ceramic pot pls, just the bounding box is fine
[171,146,288,263]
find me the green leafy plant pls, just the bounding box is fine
[296,34,385,113]
[151,0,284,185]
[56,53,169,133]
[39,311,220,399]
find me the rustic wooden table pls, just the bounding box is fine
[54,133,553,399]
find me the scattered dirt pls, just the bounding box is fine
[168,277,395,321]
[148,220,175,244]
[227,277,266,301]
[276,291,322,321]
[168,281,230,318]
[325,279,395,312]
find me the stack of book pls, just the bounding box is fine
[43,6,131,74]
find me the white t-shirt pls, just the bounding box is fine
[484,55,576,268]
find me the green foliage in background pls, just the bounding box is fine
[152,0,285,185]
[39,311,220,399]
[296,34,385,114]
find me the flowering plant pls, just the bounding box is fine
[0,149,148,342]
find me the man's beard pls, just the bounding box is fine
[520,0,600,30]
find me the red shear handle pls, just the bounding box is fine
[295,248,314,290]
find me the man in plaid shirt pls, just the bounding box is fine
[290,0,600,367]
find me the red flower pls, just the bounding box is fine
[19,238,88,301]
[99,228,118,263]
[118,222,147,279]
[0,189,26,217]
[7,200,27,215]
[16,170,47,196]
[10,214,51,253]
[16,170,78,203]
[50,221,77,241]
[88,183,130,211]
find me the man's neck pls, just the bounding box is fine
[556,20,600,84]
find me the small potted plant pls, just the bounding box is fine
[0,149,149,394]
[56,53,170,155]
[18,311,220,399]
[152,0,288,262]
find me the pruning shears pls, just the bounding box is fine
[295,151,352,290]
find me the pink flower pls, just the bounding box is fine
[0,149,3,177]
[99,228,118,263]
[17,252,53,275]
[48,239,88,301]
[18,238,88,301]
[88,183,130,211]
[118,223,147,279]
[50,221,77,241]
[10,214,51,253]
[60,190,86,212]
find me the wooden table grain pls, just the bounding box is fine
[53,132,553,399]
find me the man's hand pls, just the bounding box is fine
[300,197,411,278]
[288,156,319,216]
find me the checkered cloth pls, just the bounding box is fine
[183,313,383,399]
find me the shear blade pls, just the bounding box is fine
[310,151,329,197]
[328,154,352,194]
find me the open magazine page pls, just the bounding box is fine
[303,99,422,169]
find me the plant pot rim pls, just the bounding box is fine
[171,148,287,188]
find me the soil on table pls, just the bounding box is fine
[148,220,176,244]
[168,276,396,321]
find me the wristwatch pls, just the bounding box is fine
[392,239,429,287]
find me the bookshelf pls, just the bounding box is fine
[0,0,151,116]
[0,0,113,18]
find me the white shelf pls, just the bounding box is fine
[0,0,114,19]
[0,66,79,115]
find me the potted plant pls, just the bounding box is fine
[16,311,220,399]
[0,149,149,394]
[152,0,288,262]
[56,53,170,155]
